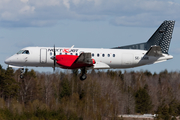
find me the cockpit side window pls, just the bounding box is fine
[22,50,29,54]
[17,50,30,54]
[17,50,24,54]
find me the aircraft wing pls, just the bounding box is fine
[75,53,93,64]
[145,46,163,57]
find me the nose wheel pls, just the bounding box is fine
[80,67,87,81]
[20,68,24,79]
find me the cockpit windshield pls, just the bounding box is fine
[17,50,30,54]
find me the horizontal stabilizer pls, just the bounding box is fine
[145,46,162,57]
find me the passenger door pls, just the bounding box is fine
[40,49,47,63]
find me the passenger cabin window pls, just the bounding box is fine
[92,53,94,57]
[50,52,52,56]
[113,54,115,57]
[76,53,78,56]
[102,54,105,57]
[97,53,99,57]
[108,54,110,57]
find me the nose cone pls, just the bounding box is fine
[5,57,11,64]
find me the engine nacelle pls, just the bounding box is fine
[56,55,95,69]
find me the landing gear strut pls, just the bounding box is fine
[80,67,87,81]
[20,68,24,79]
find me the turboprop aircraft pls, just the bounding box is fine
[5,20,175,80]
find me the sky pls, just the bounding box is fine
[1,0,180,73]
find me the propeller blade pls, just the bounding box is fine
[53,45,56,71]
[54,45,56,56]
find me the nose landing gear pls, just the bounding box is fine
[20,68,24,79]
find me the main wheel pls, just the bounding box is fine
[80,74,87,81]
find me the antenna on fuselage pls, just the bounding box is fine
[70,45,74,48]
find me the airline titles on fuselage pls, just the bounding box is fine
[48,48,79,53]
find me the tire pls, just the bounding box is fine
[80,74,87,81]
[20,75,24,79]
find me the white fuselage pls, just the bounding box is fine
[5,47,173,69]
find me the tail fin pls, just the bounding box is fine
[146,20,175,54]
[112,20,175,54]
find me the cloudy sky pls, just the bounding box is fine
[1,0,180,73]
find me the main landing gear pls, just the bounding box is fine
[80,67,87,81]
[20,68,24,79]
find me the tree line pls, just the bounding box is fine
[0,64,180,120]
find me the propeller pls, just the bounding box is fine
[50,45,56,71]
[53,45,56,71]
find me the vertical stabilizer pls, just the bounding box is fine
[112,20,175,54]
[146,20,175,54]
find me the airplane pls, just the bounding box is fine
[5,20,175,80]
